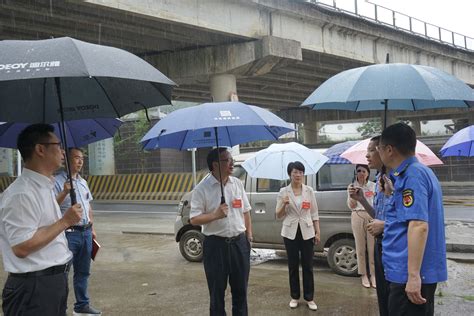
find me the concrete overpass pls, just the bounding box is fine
[0,0,473,174]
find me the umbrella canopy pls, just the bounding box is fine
[440,125,474,157]
[323,141,359,164]
[242,142,329,180]
[141,101,294,150]
[0,37,176,122]
[0,118,122,149]
[302,63,474,112]
[0,37,175,204]
[341,138,443,166]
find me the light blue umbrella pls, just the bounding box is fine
[141,102,294,150]
[301,63,474,127]
[141,101,294,203]
[0,118,123,149]
[440,125,474,157]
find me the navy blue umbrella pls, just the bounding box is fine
[302,63,474,127]
[0,118,122,149]
[440,125,474,157]
[141,101,294,203]
[141,102,294,150]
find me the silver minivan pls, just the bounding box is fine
[174,152,359,276]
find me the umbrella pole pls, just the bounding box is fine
[383,99,388,129]
[54,77,77,205]
[214,127,225,204]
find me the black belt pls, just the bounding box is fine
[66,223,92,232]
[207,233,244,243]
[9,262,71,278]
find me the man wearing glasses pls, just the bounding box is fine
[190,148,253,316]
[0,124,82,316]
[55,147,101,315]
[377,123,447,316]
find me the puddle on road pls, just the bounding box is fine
[250,249,284,265]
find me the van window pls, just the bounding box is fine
[316,164,356,191]
[256,178,287,192]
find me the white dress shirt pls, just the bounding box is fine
[0,168,72,273]
[190,174,251,238]
[54,170,93,226]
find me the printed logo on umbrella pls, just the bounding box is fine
[0,61,61,73]
[214,111,240,120]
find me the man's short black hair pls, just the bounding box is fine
[370,135,381,144]
[287,161,305,177]
[17,124,55,162]
[380,123,416,156]
[207,148,228,171]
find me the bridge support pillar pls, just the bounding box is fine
[210,74,240,156]
[302,120,319,146]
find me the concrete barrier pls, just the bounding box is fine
[0,172,207,201]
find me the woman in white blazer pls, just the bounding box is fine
[276,161,320,311]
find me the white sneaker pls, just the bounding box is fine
[307,301,318,311]
[289,299,299,308]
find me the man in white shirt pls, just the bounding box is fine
[0,124,82,316]
[55,147,101,315]
[190,148,253,316]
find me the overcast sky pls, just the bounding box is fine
[369,0,474,38]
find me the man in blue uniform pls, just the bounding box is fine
[377,123,447,316]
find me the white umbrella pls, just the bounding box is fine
[242,142,329,180]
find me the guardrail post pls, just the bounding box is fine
[354,0,358,15]
[392,11,396,26]
[374,4,378,21]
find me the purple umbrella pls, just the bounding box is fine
[0,118,123,149]
[324,141,359,164]
[440,125,474,157]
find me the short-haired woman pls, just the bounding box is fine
[347,164,376,288]
[276,161,320,311]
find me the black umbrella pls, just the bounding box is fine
[0,37,176,203]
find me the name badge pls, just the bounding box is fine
[302,201,310,209]
[365,191,375,198]
[232,199,242,208]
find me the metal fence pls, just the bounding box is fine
[307,0,473,51]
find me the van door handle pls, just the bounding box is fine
[255,209,266,214]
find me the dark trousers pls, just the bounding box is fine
[2,272,69,316]
[388,282,437,316]
[203,233,250,316]
[66,229,93,310]
[283,226,315,301]
[374,236,390,316]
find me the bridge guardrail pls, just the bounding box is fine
[308,0,473,51]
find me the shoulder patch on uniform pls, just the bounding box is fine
[402,189,414,207]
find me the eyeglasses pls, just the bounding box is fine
[38,142,63,148]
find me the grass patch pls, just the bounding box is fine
[462,295,474,301]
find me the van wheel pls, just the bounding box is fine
[179,230,204,262]
[327,238,358,277]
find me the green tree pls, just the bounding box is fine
[357,119,382,138]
